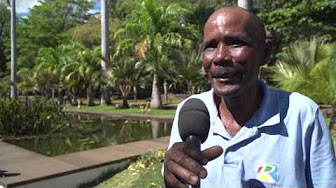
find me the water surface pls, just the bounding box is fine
[5,113,172,156]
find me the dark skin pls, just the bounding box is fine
[164,7,271,187]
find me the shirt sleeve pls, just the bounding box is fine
[306,109,336,187]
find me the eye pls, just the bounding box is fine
[227,38,249,48]
[203,40,217,51]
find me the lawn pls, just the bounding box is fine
[66,105,177,116]
[94,150,165,188]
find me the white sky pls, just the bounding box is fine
[16,0,41,14]
[15,0,98,14]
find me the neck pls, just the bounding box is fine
[215,82,263,134]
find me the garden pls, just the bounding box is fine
[0,0,335,187]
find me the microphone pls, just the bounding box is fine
[178,98,210,188]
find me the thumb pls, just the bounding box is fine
[202,146,223,161]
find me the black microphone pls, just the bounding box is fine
[178,98,210,188]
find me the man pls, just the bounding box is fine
[164,6,336,188]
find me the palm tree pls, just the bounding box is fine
[0,77,10,99]
[59,43,101,106]
[33,47,62,98]
[100,0,111,105]
[10,0,17,99]
[270,39,336,128]
[114,0,197,108]
[17,68,34,101]
[172,49,204,94]
[106,57,137,108]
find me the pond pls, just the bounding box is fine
[4,113,173,156]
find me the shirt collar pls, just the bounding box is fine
[245,81,281,128]
[208,81,281,131]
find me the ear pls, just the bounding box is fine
[260,37,272,66]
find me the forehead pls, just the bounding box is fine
[209,12,247,29]
[203,9,260,42]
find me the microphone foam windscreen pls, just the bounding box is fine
[178,98,210,143]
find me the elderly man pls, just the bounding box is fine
[163,6,336,188]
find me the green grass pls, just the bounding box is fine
[110,98,183,105]
[66,105,177,116]
[332,130,336,152]
[95,150,165,188]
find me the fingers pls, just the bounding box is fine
[164,143,223,187]
[164,168,185,188]
[183,144,209,166]
[171,143,208,177]
[164,159,199,187]
[164,142,207,187]
[202,146,223,161]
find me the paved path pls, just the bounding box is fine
[0,136,170,187]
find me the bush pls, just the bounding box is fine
[0,98,68,136]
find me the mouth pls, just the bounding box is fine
[210,71,243,83]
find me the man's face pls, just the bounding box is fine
[202,8,266,98]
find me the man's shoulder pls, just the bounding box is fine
[268,86,318,109]
[269,87,320,118]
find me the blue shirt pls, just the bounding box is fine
[168,82,336,188]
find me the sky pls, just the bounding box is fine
[16,0,101,17]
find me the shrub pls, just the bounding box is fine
[0,98,68,136]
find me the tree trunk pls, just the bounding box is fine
[237,0,251,10]
[119,85,129,108]
[150,73,162,109]
[100,86,111,105]
[100,0,111,106]
[51,88,55,100]
[122,96,129,108]
[87,87,95,106]
[10,0,17,99]
[163,79,168,104]
[133,85,137,103]
[57,89,64,105]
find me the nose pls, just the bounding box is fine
[213,43,231,65]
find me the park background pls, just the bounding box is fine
[0,0,335,187]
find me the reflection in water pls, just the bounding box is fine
[100,116,107,137]
[4,114,173,156]
[164,122,168,133]
[151,120,159,139]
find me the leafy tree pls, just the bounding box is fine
[16,67,34,99]
[59,43,101,106]
[172,49,205,94]
[269,39,336,128]
[109,0,140,20]
[259,0,336,52]
[0,76,9,99]
[22,0,94,47]
[106,56,146,108]
[0,1,10,73]
[114,0,198,109]
[16,0,94,69]
[33,47,63,98]
[68,18,120,48]
[252,0,302,13]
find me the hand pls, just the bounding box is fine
[164,142,223,188]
